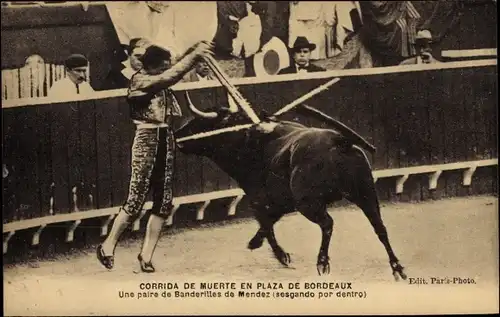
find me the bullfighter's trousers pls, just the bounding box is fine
[122,126,175,219]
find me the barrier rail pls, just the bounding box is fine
[3,159,497,254]
[441,48,497,59]
[2,59,497,255]
[2,59,497,109]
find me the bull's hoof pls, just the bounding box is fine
[316,255,330,275]
[274,249,292,267]
[391,262,407,281]
[247,237,264,250]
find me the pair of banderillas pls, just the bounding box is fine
[176,55,340,143]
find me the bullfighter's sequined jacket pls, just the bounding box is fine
[127,47,200,126]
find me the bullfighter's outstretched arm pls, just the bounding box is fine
[132,41,214,93]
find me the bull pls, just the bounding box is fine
[175,100,407,280]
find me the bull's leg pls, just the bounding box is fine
[297,199,333,275]
[247,227,266,250]
[248,210,285,250]
[250,204,290,266]
[266,225,291,266]
[347,184,407,281]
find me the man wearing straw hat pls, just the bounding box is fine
[48,53,95,98]
[399,29,442,65]
[97,41,213,273]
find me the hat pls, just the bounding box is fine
[291,36,316,52]
[64,54,88,69]
[253,37,290,76]
[128,38,152,54]
[139,45,172,69]
[415,30,433,43]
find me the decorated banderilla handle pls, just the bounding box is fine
[201,55,261,124]
[273,77,340,116]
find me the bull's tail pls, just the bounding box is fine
[334,138,373,172]
[352,144,373,171]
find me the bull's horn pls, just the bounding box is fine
[185,92,218,118]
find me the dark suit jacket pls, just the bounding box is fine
[278,63,326,75]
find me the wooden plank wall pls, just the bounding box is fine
[2,64,497,224]
[1,63,92,100]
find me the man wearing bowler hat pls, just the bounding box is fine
[278,36,326,75]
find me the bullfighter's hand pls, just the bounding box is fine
[255,121,278,134]
[193,41,215,58]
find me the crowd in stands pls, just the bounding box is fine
[2,1,496,99]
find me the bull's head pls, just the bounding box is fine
[175,92,269,156]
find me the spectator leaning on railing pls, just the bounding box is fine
[47,53,95,98]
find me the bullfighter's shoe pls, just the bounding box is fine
[137,254,155,273]
[96,244,114,269]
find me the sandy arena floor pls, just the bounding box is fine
[3,196,499,316]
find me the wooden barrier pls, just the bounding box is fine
[2,159,497,254]
[2,60,498,254]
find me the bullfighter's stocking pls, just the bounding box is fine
[140,213,165,263]
[101,210,131,255]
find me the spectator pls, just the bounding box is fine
[289,1,326,60]
[48,53,94,97]
[122,38,152,79]
[278,36,325,74]
[24,54,46,97]
[213,1,248,59]
[185,59,215,82]
[399,30,442,65]
[102,37,151,90]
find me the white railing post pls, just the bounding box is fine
[428,170,443,190]
[196,201,211,221]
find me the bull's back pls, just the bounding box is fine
[257,127,343,200]
[272,125,372,200]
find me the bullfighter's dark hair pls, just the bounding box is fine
[139,45,172,70]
